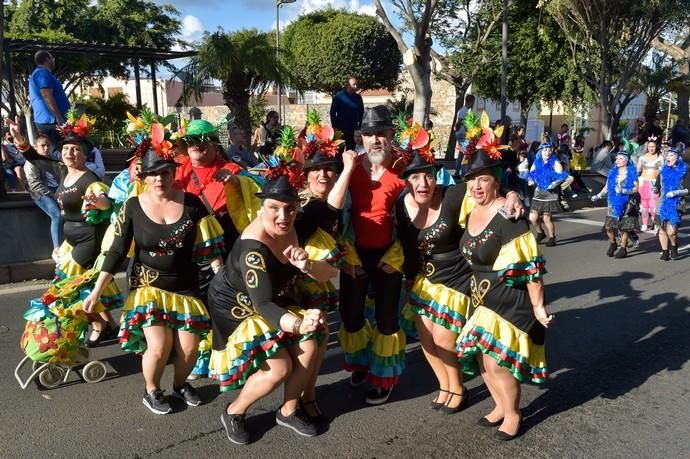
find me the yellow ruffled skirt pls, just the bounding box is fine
[119,285,210,354]
[456,306,548,383]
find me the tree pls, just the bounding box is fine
[280,10,401,96]
[652,17,690,127]
[374,0,443,127]
[630,52,677,126]
[544,0,682,139]
[176,29,281,132]
[472,0,591,127]
[424,0,511,158]
[2,0,181,134]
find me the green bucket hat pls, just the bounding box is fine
[181,119,220,143]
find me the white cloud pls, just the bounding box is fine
[180,15,205,43]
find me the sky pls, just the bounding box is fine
[160,0,381,44]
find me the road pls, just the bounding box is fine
[1,206,689,458]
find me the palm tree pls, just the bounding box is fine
[176,29,281,131]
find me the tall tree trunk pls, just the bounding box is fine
[408,63,432,128]
[445,85,468,160]
[225,85,252,133]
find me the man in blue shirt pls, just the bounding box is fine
[330,77,364,150]
[29,50,70,148]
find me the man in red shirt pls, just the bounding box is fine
[175,120,244,290]
[339,106,406,405]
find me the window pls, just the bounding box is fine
[89,87,103,98]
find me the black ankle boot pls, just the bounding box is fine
[545,237,556,247]
[607,243,617,257]
[535,232,546,243]
[670,245,679,260]
[614,247,627,258]
[660,250,670,261]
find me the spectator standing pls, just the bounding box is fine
[670,118,690,146]
[251,110,280,158]
[626,116,645,141]
[453,94,475,176]
[649,118,664,140]
[330,77,364,150]
[7,121,63,261]
[28,51,70,148]
[228,126,257,167]
[591,140,614,177]
[2,127,26,191]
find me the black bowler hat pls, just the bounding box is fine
[464,148,502,179]
[304,149,339,171]
[140,148,179,176]
[401,151,441,179]
[360,105,394,134]
[58,132,93,153]
[255,175,299,202]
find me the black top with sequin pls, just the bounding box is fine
[395,184,473,290]
[459,215,544,343]
[101,193,210,294]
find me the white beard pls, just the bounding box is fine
[368,150,385,165]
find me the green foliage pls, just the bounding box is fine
[249,95,268,129]
[2,0,181,113]
[471,0,592,120]
[177,29,280,131]
[280,9,402,95]
[73,93,137,147]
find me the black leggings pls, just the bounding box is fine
[339,245,402,335]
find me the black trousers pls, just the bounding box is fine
[339,245,402,335]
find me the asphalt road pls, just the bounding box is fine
[1,206,689,459]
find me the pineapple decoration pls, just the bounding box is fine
[463,111,508,160]
[125,108,176,160]
[393,112,433,165]
[300,108,343,160]
[264,126,305,190]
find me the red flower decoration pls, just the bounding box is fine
[41,292,58,306]
[34,326,58,353]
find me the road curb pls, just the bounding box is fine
[0,259,55,284]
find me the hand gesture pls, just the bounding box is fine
[214,169,239,186]
[341,149,356,172]
[377,260,396,274]
[5,116,23,143]
[666,190,677,198]
[300,308,325,334]
[534,305,555,328]
[82,292,99,313]
[504,192,525,219]
[283,245,309,272]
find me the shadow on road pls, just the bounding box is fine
[523,271,690,433]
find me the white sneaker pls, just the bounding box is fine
[51,249,60,264]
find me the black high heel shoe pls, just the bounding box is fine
[439,388,468,414]
[494,415,522,441]
[430,389,448,410]
[477,416,504,427]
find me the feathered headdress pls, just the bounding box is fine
[463,111,508,161]
[263,126,305,191]
[300,109,343,160]
[125,108,176,161]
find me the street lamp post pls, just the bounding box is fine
[276,0,296,125]
[500,0,509,138]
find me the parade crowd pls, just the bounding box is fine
[9,52,688,446]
